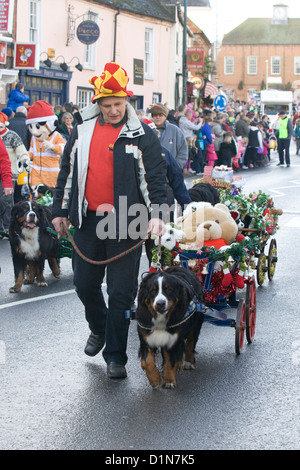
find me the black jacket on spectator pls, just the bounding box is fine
[8,112,31,150]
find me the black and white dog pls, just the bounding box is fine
[136,266,204,389]
[31,184,55,200]
[9,201,60,293]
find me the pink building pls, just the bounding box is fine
[0,0,191,110]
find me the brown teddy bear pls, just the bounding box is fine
[176,202,238,249]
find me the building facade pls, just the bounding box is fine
[0,0,195,110]
[217,3,300,102]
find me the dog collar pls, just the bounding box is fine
[137,300,204,331]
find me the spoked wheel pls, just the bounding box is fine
[245,276,256,344]
[235,299,246,355]
[267,239,278,281]
[256,253,268,286]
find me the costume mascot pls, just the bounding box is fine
[26,100,65,188]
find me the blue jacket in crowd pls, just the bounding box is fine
[7,89,30,111]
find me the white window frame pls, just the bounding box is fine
[145,28,154,80]
[247,56,257,75]
[83,11,99,70]
[224,56,234,75]
[29,0,40,43]
[77,89,94,109]
[294,57,300,75]
[271,56,281,75]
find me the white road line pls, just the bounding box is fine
[0,289,76,310]
[0,282,109,310]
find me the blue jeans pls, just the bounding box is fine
[73,211,142,365]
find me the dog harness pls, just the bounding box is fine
[137,299,204,331]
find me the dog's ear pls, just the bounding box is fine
[138,271,156,304]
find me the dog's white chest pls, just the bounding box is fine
[146,329,178,350]
[20,228,40,259]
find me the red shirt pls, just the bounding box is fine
[85,121,121,211]
[0,138,12,188]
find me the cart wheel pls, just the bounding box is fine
[235,299,246,355]
[245,276,256,344]
[267,239,278,281]
[256,253,268,286]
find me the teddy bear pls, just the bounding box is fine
[176,202,247,289]
[176,202,238,248]
[149,223,186,271]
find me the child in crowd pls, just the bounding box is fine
[261,130,271,166]
[232,136,245,171]
[294,118,300,155]
[206,133,218,167]
[219,132,237,167]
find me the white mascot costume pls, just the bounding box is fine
[26,100,65,188]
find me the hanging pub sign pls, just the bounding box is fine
[14,43,36,69]
[187,47,204,74]
[0,0,12,33]
[190,76,204,90]
[77,20,100,45]
[0,42,7,64]
[133,59,144,85]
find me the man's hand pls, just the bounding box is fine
[147,218,166,238]
[52,217,68,236]
[3,187,14,196]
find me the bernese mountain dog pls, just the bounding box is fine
[31,184,55,200]
[9,200,60,293]
[136,266,204,389]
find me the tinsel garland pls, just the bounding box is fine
[181,236,261,263]
[37,191,53,206]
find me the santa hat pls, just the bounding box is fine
[89,62,133,103]
[0,111,9,128]
[26,100,57,125]
[142,118,156,129]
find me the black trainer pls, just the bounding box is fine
[84,332,105,357]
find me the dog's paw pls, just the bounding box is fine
[182,361,195,370]
[163,381,176,389]
[24,279,34,285]
[9,286,21,293]
[37,281,48,287]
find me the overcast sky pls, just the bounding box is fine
[209,0,299,40]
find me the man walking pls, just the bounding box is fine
[52,62,167,380]
[277,111,294,167]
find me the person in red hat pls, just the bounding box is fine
[26,100,65,188]
[52,62,168,379]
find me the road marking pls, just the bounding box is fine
[0,282,109,310]
[268,180,300,198]
[285,217,300,228]
[0,289,76,310]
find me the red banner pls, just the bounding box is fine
[0,41,7,64]
[14,43,36,69]
[0,0,10,32]
[187,47,204,73]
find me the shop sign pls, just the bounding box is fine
[14,43,36,69]
[133,59,144,85]
[0,0,11,32]
[0,41,7,64]
[187,47,204,73]
[190,76,204,90]
[77,20,100,45]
